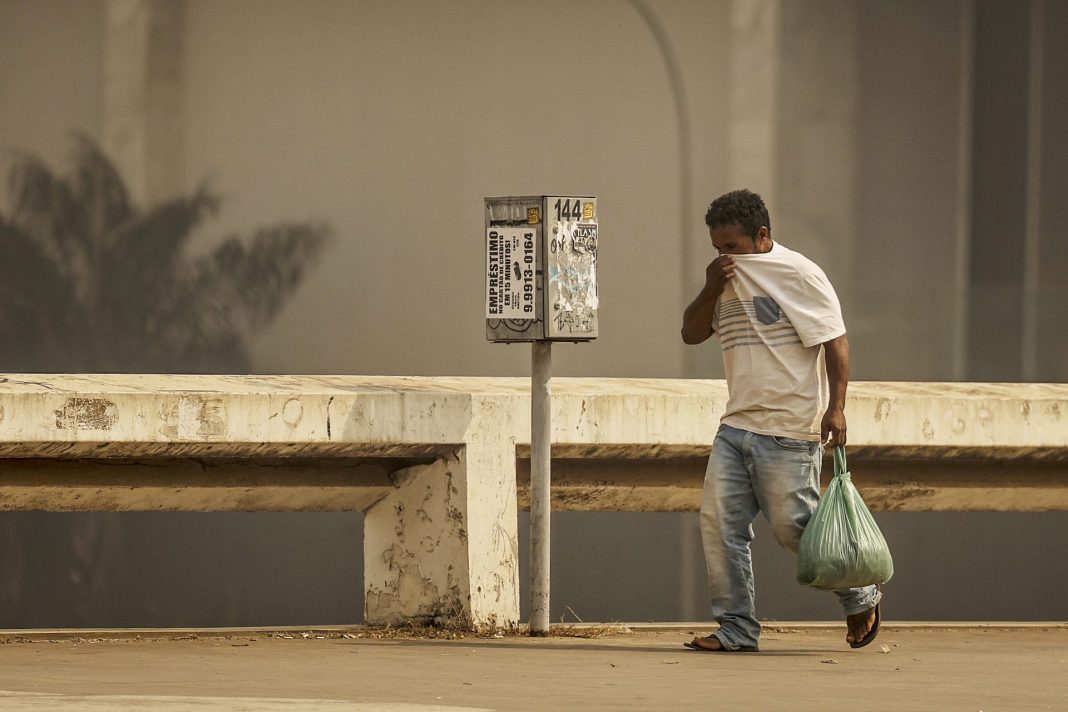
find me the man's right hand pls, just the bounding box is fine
[704,255,736,295]
[682,255,736,344]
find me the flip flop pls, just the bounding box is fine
[848,602,881,649]
[683,636,759,653]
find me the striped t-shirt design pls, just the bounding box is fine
[717,296,803,352]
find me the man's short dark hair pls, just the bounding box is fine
[704,189,770,239]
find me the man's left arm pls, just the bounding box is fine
[821,333,850,447]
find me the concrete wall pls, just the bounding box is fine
[851,1,972,381]
[4,1,1060,384]
[178,0,733,380]
[1035,0,1068,382]
[0,0,104,166]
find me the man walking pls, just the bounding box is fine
[681,189,881,652]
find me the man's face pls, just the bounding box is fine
[710,223,771,255]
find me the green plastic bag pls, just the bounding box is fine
[796,446,894,590]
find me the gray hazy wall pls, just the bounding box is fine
[0,0,1012,381]
[1038,0,1068,382]
[180,0,729,380]
[853,1,972,381]
[1,0,1066,626]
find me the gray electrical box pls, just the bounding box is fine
[485,195,598,342]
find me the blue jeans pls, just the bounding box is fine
[700,424,881,650]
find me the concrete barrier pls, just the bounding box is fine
[2,374,1066,629]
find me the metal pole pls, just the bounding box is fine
[530,340,552,635]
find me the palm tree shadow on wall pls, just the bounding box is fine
[0,135,335,627]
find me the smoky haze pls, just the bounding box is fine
[0,0,1065,627]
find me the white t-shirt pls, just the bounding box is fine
[711,241,845,441]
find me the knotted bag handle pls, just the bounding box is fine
[834,445,850,480]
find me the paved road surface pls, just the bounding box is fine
[0,626,1065,711]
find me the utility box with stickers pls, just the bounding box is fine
[484,195,598,342]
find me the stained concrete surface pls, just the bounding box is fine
[0,627,1065,711]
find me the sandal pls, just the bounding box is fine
[683,635,760,653]
[848,602,881,649]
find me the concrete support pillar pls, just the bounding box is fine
[363,442,519,630]
[1036,0,1068,382]
[726,0,860,306]
[103,0,185,207]
[776,1,858,292]
[851,2,972,380]
[727,0,781,205]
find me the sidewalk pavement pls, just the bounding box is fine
[0,624,1065,711]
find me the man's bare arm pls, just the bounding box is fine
[821,333,850,446]
[682,255,735,344]
[681,288,719,344]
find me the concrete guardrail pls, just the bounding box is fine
[1,374,1065,629]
